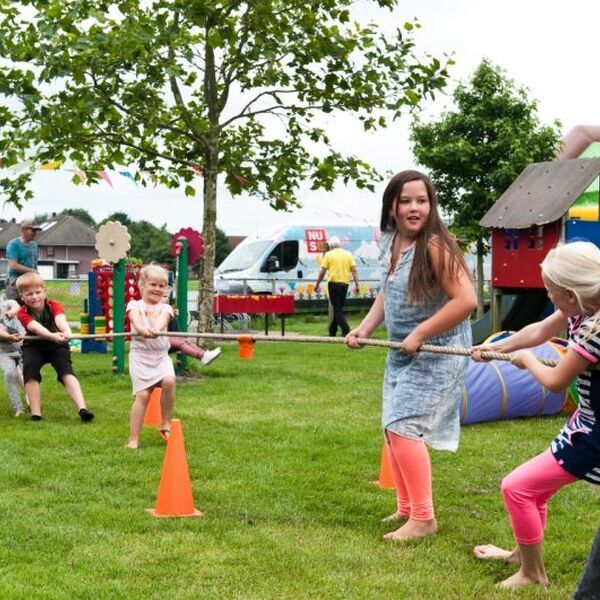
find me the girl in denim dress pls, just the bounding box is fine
[347,170,476,542]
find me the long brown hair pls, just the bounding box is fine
[380,170,470,303]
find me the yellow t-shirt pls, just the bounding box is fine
[321,247,356,283]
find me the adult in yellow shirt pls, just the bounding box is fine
[314,236,360,337]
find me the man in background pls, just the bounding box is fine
[5,219,41,301]
[314,236,360,337]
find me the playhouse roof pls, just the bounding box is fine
[480,158,600,228]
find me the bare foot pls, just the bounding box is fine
[497,570,547,589]
[381,511,409,523]
[383,518,437,541]
[473,544,520,564]
[124,440,139,449]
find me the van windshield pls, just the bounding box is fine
[218,241,272,272]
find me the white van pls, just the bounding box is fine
[215,225,381,297]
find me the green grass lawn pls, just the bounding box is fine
[0,315,596,599]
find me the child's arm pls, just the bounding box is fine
[153,307,172,333]
[127,308,155,338]
[473,310,567,355]
[5,300,20,319]
[511,347,588,393]
[54,313,72,338]
[0,323,22,342]
[25,320,68,343]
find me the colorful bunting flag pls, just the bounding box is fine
[96,170,113,187]
[40,160,62,170]
[118,170,137,185]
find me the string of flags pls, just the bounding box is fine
[2,159,200,188]
[1,159,377,224]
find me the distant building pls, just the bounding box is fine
[0,214,97,279]
[227,235,245,249]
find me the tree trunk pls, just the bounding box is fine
[197,138,219,332]
[475,236,485,319]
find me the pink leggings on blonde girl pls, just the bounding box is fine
[501,449,577,545]
[386,431,434,520]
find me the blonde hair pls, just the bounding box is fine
[16,272,44,294]
[542,241,600,334]
[138,264,169,286]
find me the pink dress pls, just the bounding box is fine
[126,300,174,394]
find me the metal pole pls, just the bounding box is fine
[176,239,189,374]
[112,259,126,374]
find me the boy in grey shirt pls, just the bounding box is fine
[0,297,27,416]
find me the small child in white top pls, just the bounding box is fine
[125,265,174,449]
[0,296,27,416]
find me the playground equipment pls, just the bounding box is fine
[94,221,132,373]
[475,126,600,339]
[170,227,204,374]
[461,334,569,425]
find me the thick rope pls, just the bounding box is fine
[21,330,561,368]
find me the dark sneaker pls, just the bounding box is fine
[78,408,95,422]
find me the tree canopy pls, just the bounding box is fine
[0,0,452,328]
[410,59,561,313]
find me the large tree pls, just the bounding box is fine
[411,59,561,316]
[0,1,451,330]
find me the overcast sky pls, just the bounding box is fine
[2,0,599,235]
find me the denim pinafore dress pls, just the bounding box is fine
[380,232,471,451]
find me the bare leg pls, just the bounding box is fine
[126,389,150,449]
[25,380,41,417]
[474,545,520,563]
[497,542,547,588]
[159,376,176,436]
[61,374,86,411]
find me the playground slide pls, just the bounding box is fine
[500,289,551,331]
[470,290,550,344]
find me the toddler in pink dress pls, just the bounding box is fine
[125,264,175,449]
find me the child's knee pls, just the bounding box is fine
[162,377,176,390]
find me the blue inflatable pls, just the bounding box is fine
[460,336,568,425]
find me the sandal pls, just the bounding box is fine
[158,428,171,442]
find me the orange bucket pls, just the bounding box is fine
[237,335,255,360]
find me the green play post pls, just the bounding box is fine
[176,239,189,374]
[112,258,126,374]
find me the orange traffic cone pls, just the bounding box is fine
[377,443,395,489]
[146,419,203,518]
[238,335,255,360]
[144,387,162,427]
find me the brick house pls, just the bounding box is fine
[0,214,97,279]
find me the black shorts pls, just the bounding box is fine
[22,342,74,383]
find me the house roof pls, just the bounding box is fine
[36,214,96,246]
[480,158,600,228]
[0,221,21,246]
[0,214,97,249]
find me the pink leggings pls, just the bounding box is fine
[501,448,578,545]
[169,337,204,359]
[386,430,434,521]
